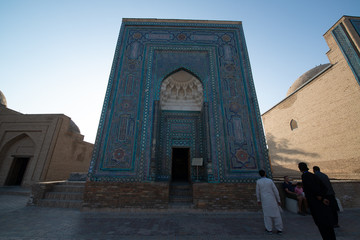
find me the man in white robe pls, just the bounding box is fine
[256,169,283,234]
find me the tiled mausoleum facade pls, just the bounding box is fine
[84,19,270,210]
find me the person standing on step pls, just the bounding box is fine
[256,169,283,235]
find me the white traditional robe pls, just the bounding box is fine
[256,176,283,231]
[256,177,281,217]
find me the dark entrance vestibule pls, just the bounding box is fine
[5,157,30,186]
[171,148,190,182]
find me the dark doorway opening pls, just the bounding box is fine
[171,148,190,182]
[5,157,30,186]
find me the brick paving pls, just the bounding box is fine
[0,193,359,239]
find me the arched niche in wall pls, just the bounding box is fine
[160,69,204,111]
[290,119,298,131]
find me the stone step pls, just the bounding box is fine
[169,182,193,204]
[44,192,83,201]
[38,199,83,208]
[170,183,191,189]
[170,187,191,193]
[169,195,193,203]
[168,202,193,209]
[170,185,191,193]
[170,188,192,196]
[52,184,85,193]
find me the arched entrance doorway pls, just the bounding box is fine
[156,69,204,183]
[0,134,35,186]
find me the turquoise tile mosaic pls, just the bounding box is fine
[88,19,271,183]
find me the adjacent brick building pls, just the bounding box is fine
[262,16,360,180]
[0,95,93,187]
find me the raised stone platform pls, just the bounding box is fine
[192,182,259,211]
[29,181,85,208]
[83,181,170,209]
[83,181,260,211]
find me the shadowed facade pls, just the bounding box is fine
[84,19,270,210]
[262,16,360,181]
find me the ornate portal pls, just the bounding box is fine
[84,19,271,210]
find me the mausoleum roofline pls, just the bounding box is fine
[323,15,360,36]
[122,18,242,25]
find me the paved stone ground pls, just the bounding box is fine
[0,194,359,240]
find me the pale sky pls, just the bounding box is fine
[1,0,359,143]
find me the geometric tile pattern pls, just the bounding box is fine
[333,21,360,84]
[88,19,271,183]
[156,110,203,181]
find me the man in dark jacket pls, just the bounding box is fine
[313,166,340,228]
[298,162,336,240]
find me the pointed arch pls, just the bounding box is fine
[290,119,298,131]
[162,67,202,84]
[160,68,204,111]
[12,133,35,145]
[0,133,35,162]
[0,133,36,186]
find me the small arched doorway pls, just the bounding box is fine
[0,134,35,186]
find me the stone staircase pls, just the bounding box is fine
[169,182,193,208]
[37,181,85,208]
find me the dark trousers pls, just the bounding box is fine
[309,201,336,240]
[328,195,339,225]
[318,224,336,240]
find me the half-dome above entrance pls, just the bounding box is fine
[160,69,203,111]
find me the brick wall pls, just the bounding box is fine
[29,181,56,205]
[275,181,360,209]
[332,181,360,208]
[46,117,93,181]
[192,183,260,211]
[83,181,169,209]
[0,113,93,187]
[83,182,260,211]
[82,181,360,210]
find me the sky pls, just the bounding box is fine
[1,0,359,143]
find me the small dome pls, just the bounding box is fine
[0,90,7,107]
[286,63,331,96]
[69,119,81,133]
